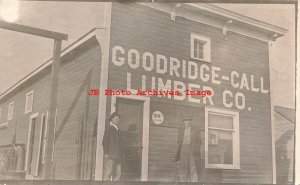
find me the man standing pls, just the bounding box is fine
[175,116,202,182]
[102,112,122,181]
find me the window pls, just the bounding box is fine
[8,101,14,121]
[190,33,211,62]
[25,90,34,114]
[205,107,240,169]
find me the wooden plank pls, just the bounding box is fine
[30,117,43,176]
[0,21,67,40]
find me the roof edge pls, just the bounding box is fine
[274,109,295,126]
[188,3,288,36]
[0,28,102,100]
[139,3,287,42]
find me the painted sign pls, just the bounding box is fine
[111,45,269,111]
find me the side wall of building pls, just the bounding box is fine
[0,37,102,180]
[0,65,52,179]
[0,71,51,146]
[53,38,101,180]
[108,3,272,183]
[275,112,295,184]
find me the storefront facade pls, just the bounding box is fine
[95,3,287,183]
[0,2,287,184]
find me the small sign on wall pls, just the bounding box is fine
[152,111,164,125]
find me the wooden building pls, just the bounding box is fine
[0,3,288,184]
[274,106,295,184]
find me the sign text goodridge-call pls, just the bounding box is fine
[110,46,270,111]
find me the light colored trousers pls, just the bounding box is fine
[103,157,121,181]
[179,145,198,182]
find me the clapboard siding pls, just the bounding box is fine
[0,37,101,180]
[54,38,101,180]
[274,112,294,184]
[148,126,177,181]
[110,3,272,183]
[0,72,51,147]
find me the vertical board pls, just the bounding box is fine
[30,117,43,176]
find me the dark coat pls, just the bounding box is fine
[102,125,122,162]
[175,124,202,162]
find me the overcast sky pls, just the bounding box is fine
[218,3,296,109]
[0,2,296,108]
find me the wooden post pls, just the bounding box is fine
[43,39,62,179]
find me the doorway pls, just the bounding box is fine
[110,95,150,181]
[25,112,43,178]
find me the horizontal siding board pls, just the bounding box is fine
[54,42,101,180]
[0,38,101,180]
[275,114,295,184]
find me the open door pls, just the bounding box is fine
[110,95,150,181]
[116,98,143,180]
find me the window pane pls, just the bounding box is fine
[26,96,29,112]
[194,48,198,59]
[198,50,204,59]
[25,93,33,112]
[8,103,14,119]
[194,39,204,59]
[208,129,233,164]
[28,94,33,110]
[208,113,233,129]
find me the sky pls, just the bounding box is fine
[217,3,296,109]
[0,2,296,109]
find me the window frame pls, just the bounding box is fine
[8,101,14,121]
[190,33,211,63]
[205,107,240,169]
[25,90,34,114]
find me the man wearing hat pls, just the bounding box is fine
[102,112,122,181]
[175,116,202,182]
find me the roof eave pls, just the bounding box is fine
[188,3,288,37]
[0,28,102,101]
